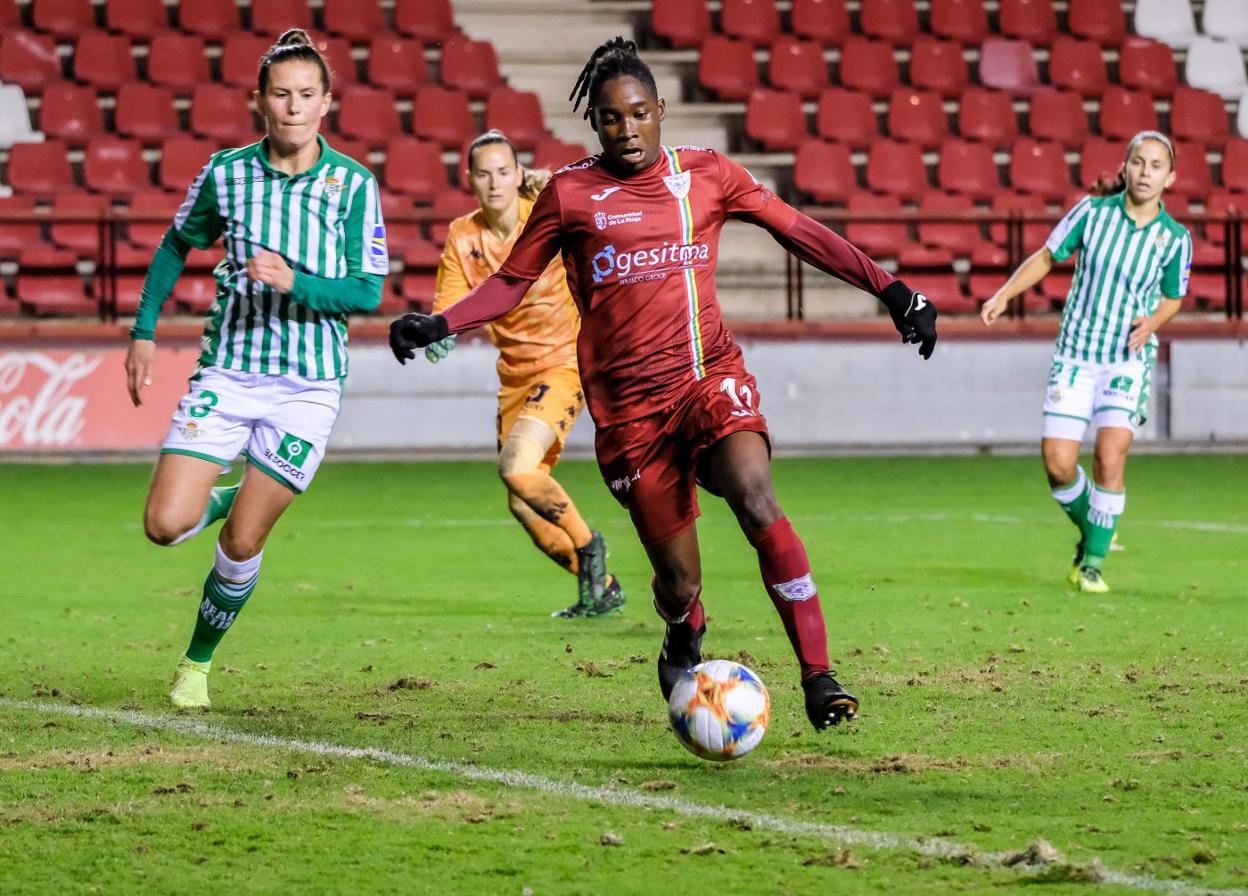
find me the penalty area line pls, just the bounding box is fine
[1,699,1242,896]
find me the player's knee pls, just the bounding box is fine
[218,530,263,562]
[1041,450,1076,486]
[654,569,702,608]
[144,509,195,546]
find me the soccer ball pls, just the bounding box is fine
[668,660,770,761]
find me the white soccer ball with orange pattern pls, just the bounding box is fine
[667,660,770,761]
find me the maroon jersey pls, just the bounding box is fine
[443,146,894,426]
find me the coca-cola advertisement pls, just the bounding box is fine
[0,348,198,452]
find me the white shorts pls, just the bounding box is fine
[1041,354,1151,441]
[160,366,342,492]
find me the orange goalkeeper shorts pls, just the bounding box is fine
[496,366,584,471]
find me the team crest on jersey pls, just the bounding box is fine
[323,175,343,197]
[594,211,607,230]
[1154,231,1170,249]
[663,171,691,201]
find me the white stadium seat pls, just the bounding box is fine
[1133,0,1199,49]
[0,83,44,149]
[1238,87,1248,138]
[1202,0,1248,48]
[1185,36,1248,100]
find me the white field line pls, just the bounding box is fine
[1,699,1243,896]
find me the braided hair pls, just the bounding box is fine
[569,37,659,121]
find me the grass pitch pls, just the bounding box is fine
[2,455,1246,895]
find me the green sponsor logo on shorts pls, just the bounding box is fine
[277,433,313,469]
[1108,375,1134,392]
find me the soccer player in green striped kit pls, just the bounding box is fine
[123,30,387,707]
[982,131,1192,592]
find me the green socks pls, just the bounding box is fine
[1050,466,1091,545]
[185,542,262,663]
[170,483,240,546]
[1083,486,1125,571]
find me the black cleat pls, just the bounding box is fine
[658,621,706,701]
[802,673,859,730]
[575,530,609,605]
[551,576,626,618]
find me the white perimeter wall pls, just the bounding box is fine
[332,339,1248,452]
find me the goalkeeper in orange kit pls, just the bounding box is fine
[428,129,624,617]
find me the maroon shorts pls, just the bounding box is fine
[595,363,770,546]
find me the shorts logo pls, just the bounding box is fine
[663,171,690,201]
[277,433,312,469]
[178,421,201,441]
[1048,388,1062,403]
[1107,375,1134,392]
[609,469,641,495]
[525,383,550,406]
[369,224,387,260]
[772,574,817,602]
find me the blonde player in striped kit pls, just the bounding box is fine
[982,131,1192,593]
[123,30,388,707]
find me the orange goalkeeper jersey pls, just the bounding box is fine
[432,197,578,379]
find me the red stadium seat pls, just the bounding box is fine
[173,274,218,314]
[221,34,273,88]
[838,36,898,96]
[400,272,436,311]
[1027,89,1088,146]
[0,31,61,89]
[1097,87,1159,141]
[159,136,215,192]
[32,0,93,37]
[919,191,979,254]
[1170,141,1214,197]
[989,190,1049,248]
[859,0,919,46]
[1118,38,1178,97]
[146,31,209,91]
[909,37,968,96]
[125,189,181,250]
[898,244,954,267]
[768,36,829,99]
[8,140,74,195]
[814,87,877,147]
[334,139,374,170]
[179,0,239,39]
[49,191,107,252]
[115,83,178,139]
[84,137,151,195]
[1009,138,1073,199]
[845,192,905,256]
[937,139,1001,199]
[1204,191,1246,246]
[886,88,947,147]
[322,0,382,42]
[1079,138,1124,191]
[998,0,1056,45]
[0,0,16,28]
[316,36,358,88]
[485,87,546,150]
[1222,139,1248,193]
[978,39,1040,95]
[368,36,428,93]
[439,38,502,99]
[650,0,711,49]
[897,271,968,310]
[73,32,137,89]
[394,0,457,43]
[1170,87,1231,148]
[384,136,447,202]
[17,275,95,317]
[412,85,475,148]
[531,138,589,173]
[105,0,167,38]
[1040,268,1075,308]
[721,0,781,47]
[190,84,257,144]
[1067,0,1127,46]
[930,0,989,45]
[698,35,759,101]
[956,87,1016,146]
[336,85,401,145]
[250,0,311,35]
[1047,36,1107,96]
[39,83,103,141]
[18,245,79,270]
[744,89,807,151]
[793,139,857,203]
[791,0,850,46]
[866,138,928,199]
[0,196,42,255]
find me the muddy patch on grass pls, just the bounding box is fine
[0,744,276,774]
[340,786,521,825]
[766,751,1061,775]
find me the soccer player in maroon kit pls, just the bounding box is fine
[391,38,938,730]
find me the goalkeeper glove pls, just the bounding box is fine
[389,313,449,365]
[880,280,938,360]
[424,333,457,364]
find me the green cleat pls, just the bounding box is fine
[1076,565,1109,594]
[207,484,239,526]
[552,576,626,618]
[169,655,211,709]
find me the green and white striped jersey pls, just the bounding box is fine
[1046,193,1191,365]
[174,135,388,380]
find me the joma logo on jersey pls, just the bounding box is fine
[590,241,711,284]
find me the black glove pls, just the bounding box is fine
[389,313,449,365]
[880,280,938,360]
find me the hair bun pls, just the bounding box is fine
[276,28,312,47]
